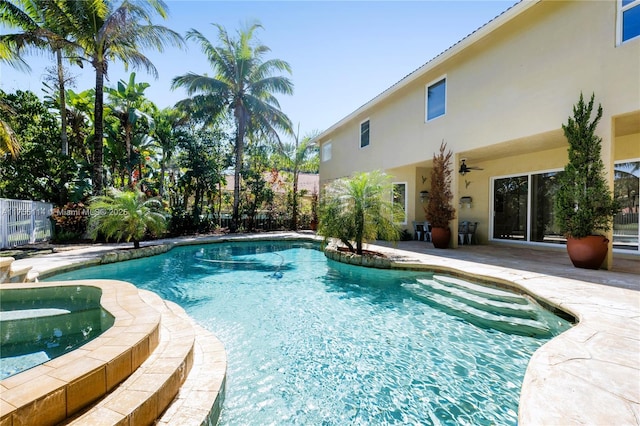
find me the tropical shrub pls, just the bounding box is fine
[51,202,89,241]
[88,189,167,248]
[318,170,401,254]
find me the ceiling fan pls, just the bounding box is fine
[459,159,483,175]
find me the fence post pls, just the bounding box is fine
[30,201,35,243]
[0,199,7,248]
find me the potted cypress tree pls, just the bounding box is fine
[424,141,456,248]
[554,93,619,269]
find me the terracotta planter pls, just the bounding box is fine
[431,227,451,249]
[566,235,609,269]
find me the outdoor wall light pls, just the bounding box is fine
[420,191,429,203]
[460,196,472,208]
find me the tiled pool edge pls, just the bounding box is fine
[3,234,638,425]
[1,235,309,426]
[0,280,161,425]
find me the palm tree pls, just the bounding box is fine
[88,188,166,248]
[274,127,319,230]
[172,22,293,232]
[0,0,81,156]
[318,171,402,255]
[66,0,183,194]
[0,99,20,158]
[151,107,186,197]
[106,72,153,184]
[65,88,95,162]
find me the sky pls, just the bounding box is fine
[0,0,518,140]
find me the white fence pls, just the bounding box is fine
[0,198,54,249]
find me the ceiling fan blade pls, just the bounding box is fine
[459,160,483,174]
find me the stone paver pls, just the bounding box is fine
[3,232,640,425]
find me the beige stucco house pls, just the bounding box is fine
[316,0,640,268]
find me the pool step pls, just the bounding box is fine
[65,289,226,426]
[0,281,161,426]
[0,257,13,282]
[417,278,538,319]
[432,275,529,304]
[405,279,552,337]
[0,257,38,283]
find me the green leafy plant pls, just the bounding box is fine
[554,93,619,239]
[424,141,456,228]
[51,202,89,236]
[318,170,401,254]
[88,189,167,248]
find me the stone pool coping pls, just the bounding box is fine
[3,233,639,425]
[1,279,162,424]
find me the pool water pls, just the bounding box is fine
[0,286,115,379]
[48,241,571,425]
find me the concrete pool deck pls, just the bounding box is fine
[2,232,639,425]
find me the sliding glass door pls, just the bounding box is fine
[530,172,563,243]
[614,160,640,251]
[492,171,563,244]
[493,176,528,240]
[493,163,639,251]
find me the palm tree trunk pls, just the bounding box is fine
[217,181,223,227]
[231,108,246,232]
[159,152,166,197]
[93,66,105,194]
[292,168,299,230]
[355,206,364,255]
[56,49,69,156]
[125,121,132,184]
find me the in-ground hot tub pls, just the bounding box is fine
[0,285,115,379]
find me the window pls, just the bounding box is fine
[322,142,332,162]
[619,0,640,44]
[426,77,446,121]
[360,119,370,148]
[392,182,407,224]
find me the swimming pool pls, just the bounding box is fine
[48,241,571,425]
[0,286,115,379]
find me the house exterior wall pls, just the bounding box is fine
[318,0,640,264]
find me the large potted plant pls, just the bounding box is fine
[554,93,619,269]
[424,141,456,248]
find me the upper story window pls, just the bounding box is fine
[426,77,447,121]
[619,0,640,44]
[322,141,332,162]
[360,119,370,148]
